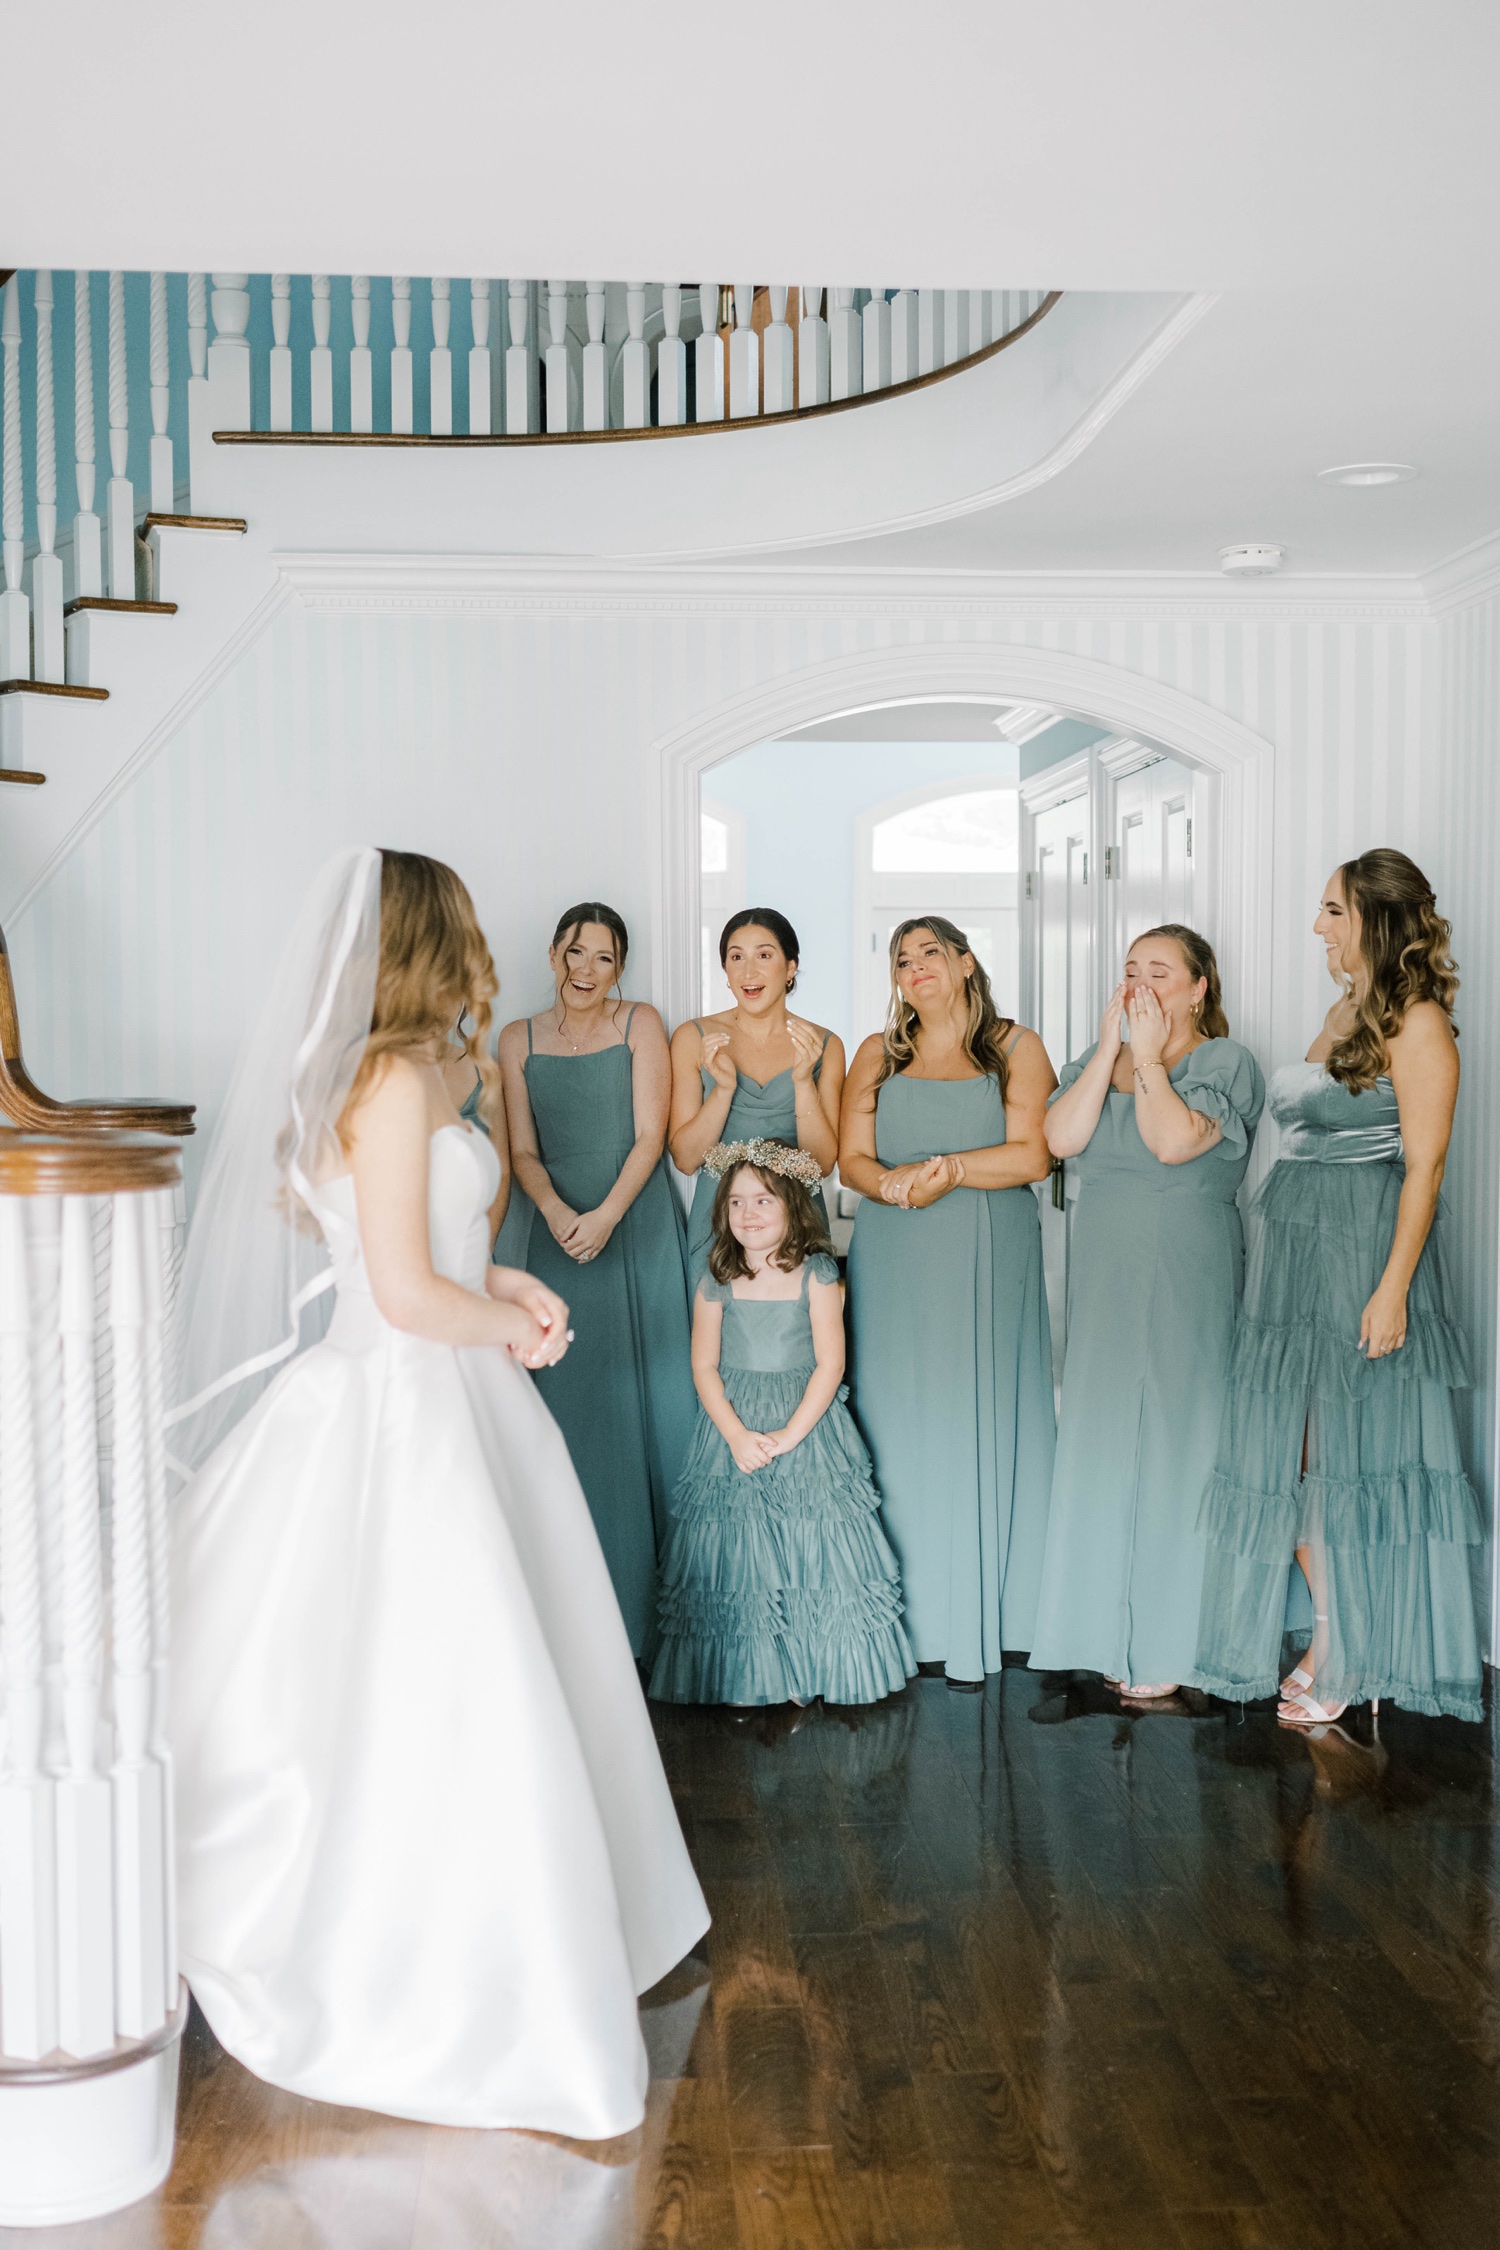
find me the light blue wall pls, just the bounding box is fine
[702,738,1021,1050]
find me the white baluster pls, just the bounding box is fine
[468,279,492,434]
[797,285,829,408]
[729,283,758,419]
[582,281,608,431]
[917,288,944,377]
[389,277,413,434]
[621,283,650,429]
[72,271,103,597]
[694,284,724,422]
[1,278,32,678]
[207,272,252,433]
[32,274,65,681]
[349,276,372,433]
[967,288,991,353]
[861,287,892,394]
[763,286,794,415]
[55,1195,114,2058]
[269,274,292,431]
[829,287,862,402]
[0,1200,59,2059]
[105,273,136,599]
[147,271,173,515]
[429,278,452,436]
[310,275,333,431]
[942,288,969,367]
[505,279,534,434]
[545,280,573,433]
[108,1194,166,2041]
[889,286,919,384]
[185,272,211,505]
[657,285,686,427]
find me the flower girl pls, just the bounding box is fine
[650,1138,914,1707]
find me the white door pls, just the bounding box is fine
[1028,786,1092,1389]
[1108,754,1199,968]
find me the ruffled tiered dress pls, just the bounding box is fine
[1192,1061,1484,1721]
[650,1255,915,1706]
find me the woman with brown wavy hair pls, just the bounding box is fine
[1192,850,1483,1724]
[839,917,1057,1683]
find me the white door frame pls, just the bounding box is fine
[647,643,1274,1058]
[1017,748,1100,1039]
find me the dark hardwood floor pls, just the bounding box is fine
[6,1668,1497,2250]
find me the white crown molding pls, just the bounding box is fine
[1019,751,1094,813]
[1421,527,1500,618]
[274,550,1432,622]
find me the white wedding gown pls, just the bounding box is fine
[171,1123,709,2136]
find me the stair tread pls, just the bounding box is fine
[141,512,247,533]
[0,679,109,700]
[64,596,178,617]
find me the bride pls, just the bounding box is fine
[166,847,708,2137]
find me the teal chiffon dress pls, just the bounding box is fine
[685,1029,831,1273]
[1028,1039,1265,1689]
[847,1070,1056,1681]
[1192,1061,1484,1721]
[650,1256,915,1705]
[518,1011,698,1658]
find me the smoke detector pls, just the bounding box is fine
[1317,462,1418,488]
[1218,543,1284,576]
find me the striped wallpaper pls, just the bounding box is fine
[8,582,1492,1630]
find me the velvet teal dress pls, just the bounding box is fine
[1028,1039,1265,1689]
[651,1255,915,1705]
[517,1012,698,1658]
[684,1028,831,1274]
[847,1069,1056,1681]
[1192,1061,1484,1721]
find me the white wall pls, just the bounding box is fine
[11,574,1490,1616]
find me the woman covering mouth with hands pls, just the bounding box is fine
[669,908,844,1276]
[1028,926,1264,1705]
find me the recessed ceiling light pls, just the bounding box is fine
[1317,462,1418,487]
[1219,543,1284,576]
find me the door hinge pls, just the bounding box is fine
[1082,852,1089,886]
[1050,1156,1065,1210]
[1024,871,1036,901]
[1103,844,1120,879]
[1186,817,1194,859]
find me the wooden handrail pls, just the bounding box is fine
[0,1130,182,1196]
[0,921,195,1136]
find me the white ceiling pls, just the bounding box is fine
[11,3,1499,290]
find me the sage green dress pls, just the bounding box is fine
[847,1068,1056,1681]
[1028,1039,1265,1689]
[684,1028,831,1274]
[519,1011,698,1657]
[1192,1061,1484,1721]
[651,1256,915,1706]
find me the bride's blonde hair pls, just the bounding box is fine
[338,851,501,1142]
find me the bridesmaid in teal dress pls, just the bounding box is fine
[1028,926,1265,1701]
[1193,851,1484,1725]
[498,904,697,1657]
[841,916,1058,1684]
[669,907,844,1272]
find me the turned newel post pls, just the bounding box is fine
[694,284,724,423]
[0,1134,186,2230]
[798,285,829,407]
[429,278,452,436]
[72,272,102,600]
[0,278,30,679]
[658,285,686,427]
[30,275,64,682]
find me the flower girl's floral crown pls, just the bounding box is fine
[701,1138,825,1191]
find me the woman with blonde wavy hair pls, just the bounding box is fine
[839,916,1057,1684]
[1192,849,1483,1725]
[169,848,707,2137]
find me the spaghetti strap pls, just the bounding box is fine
[526,1016,535,1057]
[624,1002,639,1041]
[1003,1024,1026,1056]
